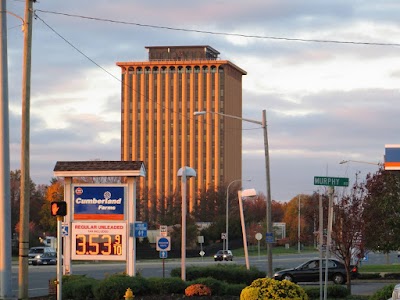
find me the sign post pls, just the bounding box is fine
[314,175,348,300]
[157,236,171,278]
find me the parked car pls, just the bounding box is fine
[28,246,57,265]
[213,250,233,261]
[273,258,358,285]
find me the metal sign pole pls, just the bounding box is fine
[57,216,63,300]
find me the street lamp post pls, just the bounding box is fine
[177,166,196,281]
[238,188,257,270]
[194,110,273,277]
[226,178,251,252]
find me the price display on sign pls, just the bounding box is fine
[72,222,127,261]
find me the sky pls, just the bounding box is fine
[5,0,399,202]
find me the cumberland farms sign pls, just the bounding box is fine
[314,176,349,187]
[73,185,125,220]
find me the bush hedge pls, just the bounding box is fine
[171,264,266,285]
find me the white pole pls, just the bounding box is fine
[238,191,250,269]
[56,217,63,300]
[324,187,334,300]
[319,193,323,300]
[181,167,187,281]
[298,195,301,253]
[0,1,12,298]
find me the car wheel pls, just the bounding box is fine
[333,273,345,284]
[282,274,294,282]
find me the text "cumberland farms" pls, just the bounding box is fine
[75,197,122,210]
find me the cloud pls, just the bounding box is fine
[5,0,399,201]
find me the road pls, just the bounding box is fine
[12,251,399,298]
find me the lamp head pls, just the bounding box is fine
[241,188,257,197]
[177,166,197,178]
[193,111,206,116]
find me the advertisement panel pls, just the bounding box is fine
[73,185,125,220]
[71,222,127,261]
[385,144,400,170]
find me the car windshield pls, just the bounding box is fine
[29,248,44,254]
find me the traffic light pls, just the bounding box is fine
[51,201,67,217]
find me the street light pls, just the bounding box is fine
[226,178,251,252]
[238,188,257,270]
[194,109,273,277]
[177,166,196,281]
[339,160,380,166]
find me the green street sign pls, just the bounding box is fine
[314,176,349,187]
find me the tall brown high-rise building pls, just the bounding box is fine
[117,46,246,211]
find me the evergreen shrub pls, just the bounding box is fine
[93,274,150,300]
[369,283,396,300]
[171,264,266,285]
[146,277,187,294]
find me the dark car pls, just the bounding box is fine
[213,250,233,261]
[273,258,358,285]
[28,246,57,266]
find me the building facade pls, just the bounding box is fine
[117,46,246,211]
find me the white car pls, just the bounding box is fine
[389,284,400,300]
[28,246,57,265]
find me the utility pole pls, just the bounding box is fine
[0,0,13,298]
[19,0,33,299]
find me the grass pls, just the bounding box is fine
[232,245,318,257]
[359,264,400,273]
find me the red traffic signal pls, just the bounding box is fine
[51,201,67,217]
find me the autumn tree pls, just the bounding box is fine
[39,177,64,235]
[331,178,366,293]
[363,167,400,257]
[10,170,47,246]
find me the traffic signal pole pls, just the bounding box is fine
[56,216,63,300]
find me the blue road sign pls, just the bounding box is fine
[160,251,168,259]
[134,222,148,238]
[156,236,171,251]
[62,224,69,237]
[266,232,274,243]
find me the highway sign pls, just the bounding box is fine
[314,176,349,187]
[266,232,274,243]
[156,236,171,251]
[134,222,148,238]
[199,250,205,257]
[159,251,168,259]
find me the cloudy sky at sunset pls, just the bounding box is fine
[6,1,399,201]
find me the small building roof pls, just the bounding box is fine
[53,161,146,178]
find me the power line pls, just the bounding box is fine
[35,9,400,47]
[34,13,120,82]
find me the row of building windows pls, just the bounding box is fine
[128,65,224,75]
